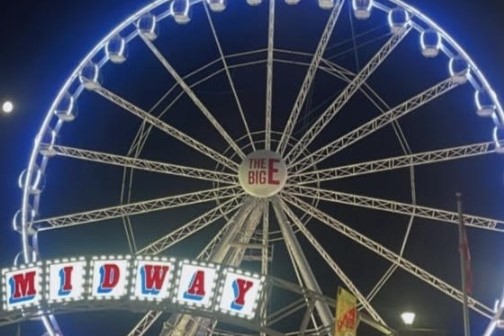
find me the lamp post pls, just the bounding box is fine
[397,312,416,336]
[398,311,446,336]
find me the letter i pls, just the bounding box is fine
[58,266,73,296]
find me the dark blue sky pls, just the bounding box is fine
[1,1,504,335]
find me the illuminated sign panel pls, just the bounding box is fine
[217,268,264,319]
[2,263,43,311]
[175,261,219,308]
[46,258,87,303]
[89,256,130,300]
[0,255,264,321]
[131,257,175,302]
[238,150,288,198]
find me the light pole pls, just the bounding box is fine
[398,311,446,336]
[396,312,416,336]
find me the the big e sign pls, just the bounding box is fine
[238,150,287,198]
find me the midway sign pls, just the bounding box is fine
[1,255,264,320]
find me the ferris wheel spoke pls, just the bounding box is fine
[261,200,270,276]
[271,261,325,332]
[138,196,240,255]
[137,196,244,255]
[196,211,237,261]
[93,85,238,171]
[40,315,61,336]
[226,200,264,266]
[292,141,495,183]
[289,77,459,174]
[126,311,163,336]
[128,54,261,162]
[197,197,258,261]
[271,197,334,328]
[279,197,386,325]
[277,2,345,155]
[267,297,310,327]
[125,48,284,159]
[260,201,270,335]
[264,0,275,151]
[283,194,494,318]
[288,185,504,232]
[46,144,238,185]
[139,35,245,160]
[316,55,414,154]
[197,198,262,266]
[35,186,240,230]
[365,264,397,304]
[202,3,255,152]
[285,26,411,164]
[365,214,415,306]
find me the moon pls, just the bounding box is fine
[2,101,14,114]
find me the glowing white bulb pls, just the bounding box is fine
[2,101,13,113]
[401,311,416,325]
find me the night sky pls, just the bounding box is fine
[1,0,504,335]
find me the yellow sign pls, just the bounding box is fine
[334,287,358,336]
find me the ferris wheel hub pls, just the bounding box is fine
[238,150,287,198]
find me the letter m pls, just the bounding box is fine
[9,271,37,304]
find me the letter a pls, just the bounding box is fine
[183,270,206,301]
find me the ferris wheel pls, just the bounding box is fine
[10,0,504,335]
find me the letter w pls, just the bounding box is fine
[141,265,169,295]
